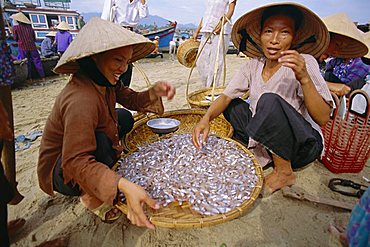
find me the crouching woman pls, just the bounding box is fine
[192,3,333,195]
[37,17,175,229]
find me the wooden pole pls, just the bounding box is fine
[0,5,24,205]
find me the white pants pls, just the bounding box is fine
[196,32,230,87]
[169,41,176,55]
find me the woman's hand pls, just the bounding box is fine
[278,50,310,84]
[118,178,159,229]
[152,81,176,100]
[192,117,210,149]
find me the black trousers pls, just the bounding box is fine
[0,141,14,247]
[52,108,134,196]
[223,93,323,170]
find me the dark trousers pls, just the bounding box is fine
[0,141,13,247]
[223,93,323,170]
[52,108,134,196]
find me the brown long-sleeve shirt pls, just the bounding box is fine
[37,72,163,205]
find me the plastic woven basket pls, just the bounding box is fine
[320,90,370,173]
[114,110,263,228]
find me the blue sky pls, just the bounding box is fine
[70,0,369,25]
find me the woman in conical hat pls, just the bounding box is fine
[193,3,334,195]
[55,21,72,55]
[321,13,369,93]
[37,17,175,228]
[10,12,45,79]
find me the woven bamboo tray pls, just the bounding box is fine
[123,109,233,152]
[114,114,263,227]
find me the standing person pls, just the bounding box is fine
[1,10,65,246]
[37,18,176,228]
[193,0,237,87]
[77,15,85,30]
[101,0,148,31]
[10,12,45,80]
[169,39,177,58]
[192,3,333,194]
[101,0,149,87]
[55,21,73,56]
[41,31,57,58]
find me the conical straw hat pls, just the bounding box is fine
[323,13,368,58]
[231,2,329,59]
[54,17,155,74]
[10,12,31,24]
[46,31,57,37]
[363,32,370,59]
[57,21,70,30]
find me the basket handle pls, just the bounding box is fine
[346,89,370,121]
[132,62,151,88]
[329,92,340,119]
[185,16,231,102]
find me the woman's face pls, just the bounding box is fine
[92,46,133,85]
[260,15,295,61]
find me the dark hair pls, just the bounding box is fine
[260,5,303,32]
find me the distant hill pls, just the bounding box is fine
[81,12,195,29]
[139,15,171,27]
[178,23,197,30]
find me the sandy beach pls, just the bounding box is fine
[8,54,369,246]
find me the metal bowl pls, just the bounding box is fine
[146,118,181,134]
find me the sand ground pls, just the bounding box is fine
[8,54,369,246]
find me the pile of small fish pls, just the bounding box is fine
[116,134,258,216]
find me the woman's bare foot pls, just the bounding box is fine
[263,154,296,194]
[328,223,348,246]
[264,169,296,193]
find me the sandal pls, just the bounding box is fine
[91,203,122,223]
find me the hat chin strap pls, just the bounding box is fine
[77,57,116,88]
[290,35,317,50]
[238,29,263,54]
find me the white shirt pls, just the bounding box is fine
[101,0,149,28]
[201,0,235,34]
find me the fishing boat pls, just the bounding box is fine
[143,21,177,52]
[2,0,80,57]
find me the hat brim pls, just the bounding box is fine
[10,13,31,24]
[323,13,368,58]
[329,33,368,58]
[231,2,329,58]
[54,17,155,74]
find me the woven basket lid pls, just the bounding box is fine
[10,12,31,24]
[323,13,368,58]
[363,32,370,59]
[231,2,329,59]
[56,21,70,30]
[177,39,200,68]
[54,17,155,74]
